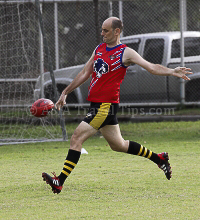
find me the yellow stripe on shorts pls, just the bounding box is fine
[89,103,111,130]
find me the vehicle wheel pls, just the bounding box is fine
[44,85,56,102]
[44,84,78,104]
[57,84,78,104]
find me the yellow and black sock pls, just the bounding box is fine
[127,141,160,164]
[58,149,81,186]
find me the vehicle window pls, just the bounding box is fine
[171,37,200,58]
[122,38,140,52]
[126,42,140,52]
[143,38,164,64]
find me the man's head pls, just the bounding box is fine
[111,18,123,33]
[101,17,123,46]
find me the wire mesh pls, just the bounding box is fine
[1,0,200,107]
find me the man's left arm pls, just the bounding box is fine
[123,47,193,80]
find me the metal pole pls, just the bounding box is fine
[54,2,59,70]
[183,0,187,31]
[93,0,100,45]
[108,0,112,17]
[179,0,186,105]
[119,0,123,37]
[36,0,67,141]
[39,3,44,98]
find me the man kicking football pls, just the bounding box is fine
[42,17,192,194]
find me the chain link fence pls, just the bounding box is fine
[43,0,196,69]
[0,0,200,107]
[0,0,200,144]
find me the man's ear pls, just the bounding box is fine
[114,28,121,36]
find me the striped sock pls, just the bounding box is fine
[58,149,81,186]
[127,141,160,164]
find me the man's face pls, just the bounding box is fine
[101,21,115,44]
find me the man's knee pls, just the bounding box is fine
[109,139,129,152]
[70,122,97,151]
[70,129,82,150]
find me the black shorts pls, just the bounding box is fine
[83,102,119,130]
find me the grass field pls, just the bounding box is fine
[0,121,200,220]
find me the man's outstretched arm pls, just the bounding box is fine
[123,47,193,80]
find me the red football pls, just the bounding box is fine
[30,98,54,117]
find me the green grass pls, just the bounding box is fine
[0,121,200,220]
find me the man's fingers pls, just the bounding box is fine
[177,67,193,74]
[55,102,59,109]
[180,67,193,74]
[55,102,61,111]
[55,94,67,111]
[182,75,190,80]
[56,104,61,111]
[185,71,193,75]
[180,67,191,71]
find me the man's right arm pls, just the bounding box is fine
[56,51,95,110]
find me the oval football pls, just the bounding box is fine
[30,98,54,117]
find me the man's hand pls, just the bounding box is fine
[173,67,193,80]
[55,93,67,111]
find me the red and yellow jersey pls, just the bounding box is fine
[87,43,127,103]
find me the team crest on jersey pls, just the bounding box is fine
[109,55,117,60]
[94,58,109,78]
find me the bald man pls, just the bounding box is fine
[42,17,192,194]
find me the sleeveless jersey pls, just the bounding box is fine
[87,43,127,103]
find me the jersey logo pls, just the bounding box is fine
[109,55,117,60]
[94,58,109,78]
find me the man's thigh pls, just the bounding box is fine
[71,121,97,144]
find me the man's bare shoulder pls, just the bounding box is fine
[122,47,138,66]
[124,46,137,55]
